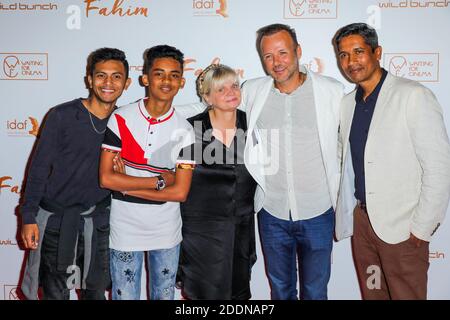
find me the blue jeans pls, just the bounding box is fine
[258,207,334,300]
[110,244,180,300]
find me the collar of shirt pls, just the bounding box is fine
[355,68,388,104]
[138,98,175,125]
[271,72,309,97]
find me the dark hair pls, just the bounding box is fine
[334,23,379,52]
[143,45,184,74]
[256,23,299,57]
[86,47,129,79]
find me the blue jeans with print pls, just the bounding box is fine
[258,207,334,300]
[110,244,180,300]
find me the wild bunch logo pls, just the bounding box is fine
[0,239,18,246]
[284,0,338,19]
[0,53,48,80]
[383,53,439,82]
[6,116,39,137]
[84,0,149,17]
[0,1,58,11]
[0,176,22,195]
[193,0,228,18]
[378,0,449,8]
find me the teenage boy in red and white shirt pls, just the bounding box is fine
[100,45,195,300]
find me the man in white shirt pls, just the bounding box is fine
[247,23,343,300]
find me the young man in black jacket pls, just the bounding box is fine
[20,48,132,300]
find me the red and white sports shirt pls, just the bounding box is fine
[102,98,195,251]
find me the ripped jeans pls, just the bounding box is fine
[110,244,180,300]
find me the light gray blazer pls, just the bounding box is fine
[335,73,450,243]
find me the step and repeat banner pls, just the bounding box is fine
[1,0,449,300]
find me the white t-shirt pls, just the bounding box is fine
[102,98,195,251]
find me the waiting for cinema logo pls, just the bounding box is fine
[3,285,19,300]
[383,53,439,82]
[0,53,48,80]
[284,0,338,19]
[193,0,228,18]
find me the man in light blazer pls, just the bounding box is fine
[177,23,344,300]
[334,23,450,299]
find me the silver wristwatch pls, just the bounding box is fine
[155,175,166,191]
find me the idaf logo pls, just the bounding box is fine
[193,0,228,18]
[383,53,439,82]
[284,0,338,19]
[6,117,39,137]
[1,53,48,80]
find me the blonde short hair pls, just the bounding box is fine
[196,64,239,105]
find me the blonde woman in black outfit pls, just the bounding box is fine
[177,64,257,300]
